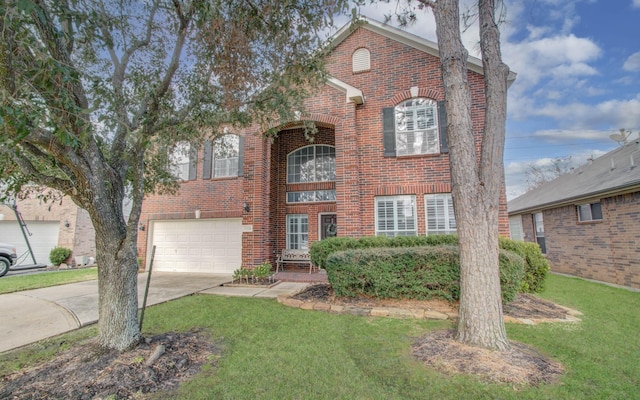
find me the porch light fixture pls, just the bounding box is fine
[64,220,70,228]
[243,201,250,213]
[195,209,201,219]
[139,223,145,231]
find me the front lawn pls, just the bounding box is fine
[0,267,97,295]
[2,274,638,399]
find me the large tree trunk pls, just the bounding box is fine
[85,166,142,351]
[434,0,509,350]
[95,224,141,351]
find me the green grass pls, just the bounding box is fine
[0,267,97,294]
[2,274,639,399]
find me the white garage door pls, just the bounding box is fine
[150,218,242,273]
[0,221,60,265]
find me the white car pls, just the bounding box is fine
[0,242,17,277]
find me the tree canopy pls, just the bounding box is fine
[0,0,350,350]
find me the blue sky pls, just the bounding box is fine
[342,1,640,199]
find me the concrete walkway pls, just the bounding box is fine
[0,272,309,353]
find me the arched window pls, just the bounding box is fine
[395,98,439,156]
[212,134,239,178]
[352,48,371,73]
[287,145,336,183]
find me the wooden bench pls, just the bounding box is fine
[276,249,314,274]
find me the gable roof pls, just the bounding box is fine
[508,139,640,214]
[330,16,517,85]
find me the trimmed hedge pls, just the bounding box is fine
[324,246,524,303]
[310,235,458,268]
[498,237,550,293]
[310,234,548,294]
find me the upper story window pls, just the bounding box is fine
[352,48,371,73]
[169,141,192,181]
[382,98,448,157]
[287,145,336,183]
[202,135,244,180]
[395,98,438,156]
[577,202,603,222]
[213,134,239,178]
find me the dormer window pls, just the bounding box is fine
[352,48,371,73]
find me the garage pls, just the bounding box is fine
[149,218,242,273]
[0,221,60,265]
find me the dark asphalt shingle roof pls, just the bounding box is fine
[508,139,640,214]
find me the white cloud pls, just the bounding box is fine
[503,34,601,88]
[623,51,640,72]
[505,148,609,199]
[533,129,611,142]
[534,96,640,130]
[634,0,640,9]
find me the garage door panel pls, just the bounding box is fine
[0,221,59,265]
[150,218,242,273]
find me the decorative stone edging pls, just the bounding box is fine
[277,291,583,325]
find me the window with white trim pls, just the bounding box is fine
[286,190,336,203]
[577,202,603,222]
[287,145,336,183]
[169,141,190,180]
[425,193,457,234]
[395,98,439,156]
[375,195,417,237]
[212,134,239,178]
[286,214,309,250]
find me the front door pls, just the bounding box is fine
[320,214,337,240]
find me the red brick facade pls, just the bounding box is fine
[138,22,510,270]
[518,192,640,289]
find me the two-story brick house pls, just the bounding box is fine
[137,17,512,274]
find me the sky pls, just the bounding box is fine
[338,0,640,200]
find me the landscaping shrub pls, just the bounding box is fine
[49,247,72,266]
[309,237,358,269]
[388,234,458,248]
[311,234,548,294]
[499,237,550,293]
[324,246,524,303]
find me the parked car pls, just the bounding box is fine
[0,242,17,277]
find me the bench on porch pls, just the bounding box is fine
[276,249,314,274]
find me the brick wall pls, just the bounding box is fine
[325,26,509,237]
[138,24,511,269]
[518,191,640,289]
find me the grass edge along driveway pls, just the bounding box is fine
[0,267,97,295]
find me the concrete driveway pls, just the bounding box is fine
[0,272,231,353]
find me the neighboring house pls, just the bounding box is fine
[137,17,513,274]
[0,193,96,266]
[508,139,640,289]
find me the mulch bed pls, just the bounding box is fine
[0,330,220,400]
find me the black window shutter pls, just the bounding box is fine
[237,136,245,177]
[438,100,449,153]
[202,140,212,180]
[188,144,198,180]
[382,107,396,157]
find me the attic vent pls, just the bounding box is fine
[352,48,371,73]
